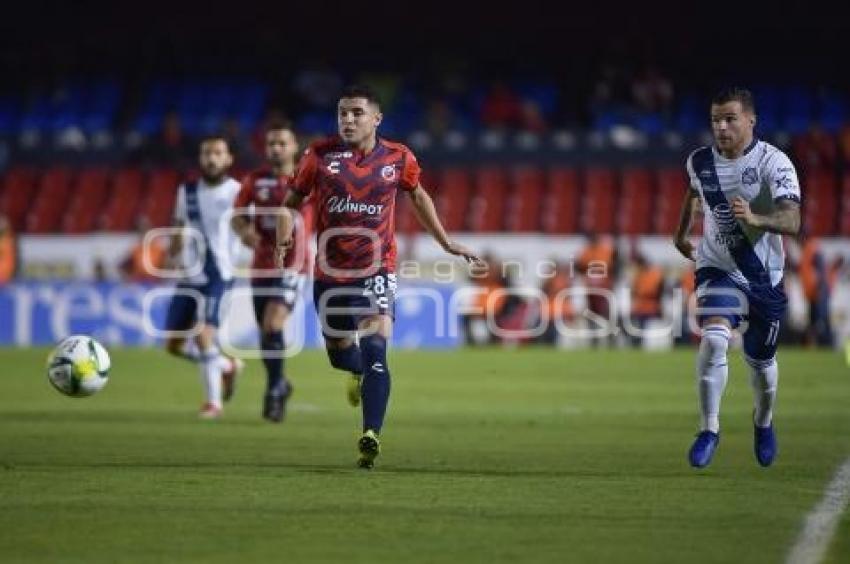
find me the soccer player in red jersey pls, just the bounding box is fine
[232,123,313,422]
[276,85,479,468]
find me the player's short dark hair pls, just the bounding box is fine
[339,84,381,110]
[266,119,295,135]
[199,134,232,152]
[711,87,756,114]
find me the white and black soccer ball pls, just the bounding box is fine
[46,335,111,397]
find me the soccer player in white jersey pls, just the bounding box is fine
[674,87,801,468]
[164,135,244,419]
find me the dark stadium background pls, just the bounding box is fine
[1,3,846,344]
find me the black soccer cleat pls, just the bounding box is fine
[262,385,293,423]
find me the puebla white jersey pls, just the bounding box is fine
[172,177,241,284]
[686,139,801,288]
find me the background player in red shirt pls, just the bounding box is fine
[232,122,312,422]
[276,85,479,469]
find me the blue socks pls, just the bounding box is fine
[327,344,363,375]
[261,330,287,396]
[359,334,390,433]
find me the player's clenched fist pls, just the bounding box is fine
[731,197,758,227]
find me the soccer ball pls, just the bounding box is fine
[46,335,111,397]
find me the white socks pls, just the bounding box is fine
[747,355,778,428]
[696,324,731,433]
[181,340,233,372]
[199,346,223,409]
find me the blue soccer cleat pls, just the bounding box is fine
[688,430,720,468]
[754,424,777,467]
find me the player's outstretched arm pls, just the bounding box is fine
[274,191,305,267]
[407,184,481,264]
[673,189,700,261]
[731,197,801,236]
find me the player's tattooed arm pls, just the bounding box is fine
[407,184,481,264]
[673,188,700,261]
[732,197,801,235]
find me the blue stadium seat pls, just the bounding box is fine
[818,92,847,133]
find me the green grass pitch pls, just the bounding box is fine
[1,347,848,563]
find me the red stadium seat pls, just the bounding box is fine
[542,167,579,234]
[840,172,850,236]
[26,168,73,233]
[101,169,144,231]
[435,168,471,233]
[803,169,837,236]
[580,167,618,234]
[618,168,654,235]
[140,169,181,227]
[0,168,38,232]
[62,168,110,233]
[506,166,543,232]
[468,167,508,232]
[654,167,689,235]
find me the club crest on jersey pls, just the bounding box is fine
[741,167,758,185]
[381,165,397,182]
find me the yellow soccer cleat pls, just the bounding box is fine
[357,429,381,469]
[347,374,362,407]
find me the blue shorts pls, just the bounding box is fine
[165,279,231,331]
[695,267,787,360]
[251,273,304,325]
[313,271,397,337]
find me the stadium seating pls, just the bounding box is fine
[435,168,472,232]
[580,168,618,234]
[0,168,38,232]
[541,167,580,234]
[654,168,687,235]
[469,167,508,232]
[100,169,144,232]
[26,168,73,233]
[1,162,847,236]
[841,172,850,236]
[140,169,180,227]
[803,169,838,237]
[618,168,654,235]
[63,168,110,233]
[506,166,544,232]
[6,78,849,143]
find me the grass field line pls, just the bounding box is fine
[786,456,850,564]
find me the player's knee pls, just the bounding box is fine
[745,354,775,371]
[701,324,731,360]
[326,342,361,374]
[745,354,778,387]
